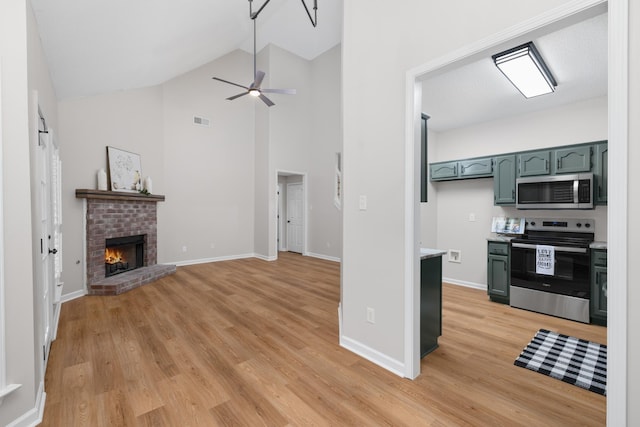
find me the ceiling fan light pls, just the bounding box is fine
[249,89,261,97]
[492,42,557,98]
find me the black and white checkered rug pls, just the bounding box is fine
[514,329,607,395]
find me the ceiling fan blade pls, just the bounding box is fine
[259,94,275,107]
[261,88,297,95]
[253,70,266,89]
[226,92,249,101]
[212,77,249,90]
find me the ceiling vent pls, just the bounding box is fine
[193,116,211,127]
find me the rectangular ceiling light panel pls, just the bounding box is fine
[493,42,557,98]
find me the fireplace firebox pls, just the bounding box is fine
[105,235,144,277]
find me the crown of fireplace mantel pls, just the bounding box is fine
[76,189,165,202]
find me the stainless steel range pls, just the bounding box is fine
[510,218,594,323]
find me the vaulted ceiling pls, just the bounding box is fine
[30,0,344,100]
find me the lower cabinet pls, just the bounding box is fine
[420,255,442,358]
[590,249,607,326]
[487,242,510,304]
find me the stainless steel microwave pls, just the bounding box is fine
[516,173,594,209]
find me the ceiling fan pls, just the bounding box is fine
[212,19,296,107]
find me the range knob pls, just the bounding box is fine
[576,223,582,228]
[585,223,591,228]
[530,221,536,226]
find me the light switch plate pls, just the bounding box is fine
[359,195,367,210]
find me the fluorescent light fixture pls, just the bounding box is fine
[492,42,557,98]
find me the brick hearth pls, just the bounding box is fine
[76,189,176,295]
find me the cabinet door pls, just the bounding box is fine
[554,146,592,174]
[591,265,607,319]
[430,161,458,181]
[487,254,509,298]
[594,142,608,204]
[494,155,516,205]
[459,157,493,178]
[518,151,550,176]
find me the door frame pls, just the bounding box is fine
[404,5,627,424]
[274,170,307,258]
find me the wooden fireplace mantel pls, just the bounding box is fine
[75,189,165,202]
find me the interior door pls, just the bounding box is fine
[37,126,52,365]
[286,183,304,254]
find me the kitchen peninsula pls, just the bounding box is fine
[420,248,446,357]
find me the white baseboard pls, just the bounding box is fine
[60,289,85,303]
[306,252,341,263]
[171,253,256,267]
[339,335,405,378]
[442,277,486,291]
[7,382,45,427]
[253,253,277,262]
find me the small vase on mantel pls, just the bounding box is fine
[143,176,152,194]
[97,168,108,191]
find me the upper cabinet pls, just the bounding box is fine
[430,157,493,181]
[553,145,592,174]
[428,140,607,206]
[494,155,516,205]
[594,142,608,204]
[459,158,493,178]
[430,161,459,180]
[518,150,550,176]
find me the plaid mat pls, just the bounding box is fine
[514,329,607,395]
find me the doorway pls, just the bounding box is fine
[276,172,307,256]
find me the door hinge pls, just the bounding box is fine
[40,239,44,254]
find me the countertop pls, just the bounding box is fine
[590,241,607,249]
[420,248,447,260]
[487,234,516,243]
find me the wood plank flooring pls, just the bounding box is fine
[42,252,606,426]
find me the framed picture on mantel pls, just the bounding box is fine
[106,146,142,192]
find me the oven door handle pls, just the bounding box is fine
[511,242,588,254]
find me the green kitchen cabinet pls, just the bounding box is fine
[458,157,493,178]
[591,249,607,325]
[420,254,443,357]
[594,142,608,204]
[430,161,458,181]
[553,145,592,174]
[487,242,510,304]
[493,155,516,205]
[518,150,551,176]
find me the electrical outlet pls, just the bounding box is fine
[210,243,215,249]
[366,307,375,324]
[359,195,367,211]
[181,245,187,253]
[469,213,476,222]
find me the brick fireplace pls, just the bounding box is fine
[76,189,176,295]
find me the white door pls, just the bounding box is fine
[37,127,52,365]
[286,183,304,253]
[277,183,286,251]
[36,126,63,367]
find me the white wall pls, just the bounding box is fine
[0,0,57,424]
[308,45,342,260]
[341,0,605,376]
[160,50,256,264]
[58,86,165,294]
[627,0,640,421]
[426,96,607,287]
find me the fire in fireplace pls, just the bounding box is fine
[105,235,145,277]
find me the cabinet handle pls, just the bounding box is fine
[512,189,515,199]
[545,159,548,170]
[504,262,507,271]
[598,186,602,197]
[454,165,457,175]
[461,165,465,173]
[557,158,561,169]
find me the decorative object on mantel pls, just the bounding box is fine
[143,176,152,194]
[97,168,108,190]
[106,146,142,192]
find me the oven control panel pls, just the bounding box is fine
[524,218,594,233]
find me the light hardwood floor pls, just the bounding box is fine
[42,252,606,426]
